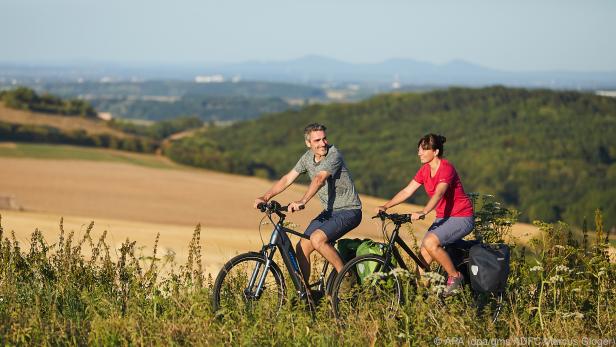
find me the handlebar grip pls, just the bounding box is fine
[281,204,305,212]
[256,202,266,212]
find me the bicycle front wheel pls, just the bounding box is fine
[330,254,403,321]
[212,252,286,316]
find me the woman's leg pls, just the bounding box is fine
[421,233,459,277]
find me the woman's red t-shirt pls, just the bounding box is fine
[413,159,474,218]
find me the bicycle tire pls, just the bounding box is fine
[330,254,403,321]
[325,269,338,296]
[212,252,286,315]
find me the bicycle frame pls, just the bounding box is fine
[381,220,430,273]
[248,209,330,305]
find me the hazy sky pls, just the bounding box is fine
[1,0,614,71]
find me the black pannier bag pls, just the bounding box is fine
[468,243,510,293]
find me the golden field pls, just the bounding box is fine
[0,143,539,275]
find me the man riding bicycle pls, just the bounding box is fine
[254,123,362,283]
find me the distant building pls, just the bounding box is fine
[195,75,225,83]
[597,90,616,98]
[97,112,113,121]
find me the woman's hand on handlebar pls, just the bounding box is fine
[288,201,305,213]
[411,212,426,221]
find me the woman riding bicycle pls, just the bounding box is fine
[376,133,474,297]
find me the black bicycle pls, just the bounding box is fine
[329,211,426,320]
[212,200,337,316]
[330,211,504,322]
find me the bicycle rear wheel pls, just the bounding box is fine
[212,252,286,316]
[330,254,403,321]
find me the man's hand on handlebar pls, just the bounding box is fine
[375,205,387,214]
[254,197,268,209]
[288,201,305,213]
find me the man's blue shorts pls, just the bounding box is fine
[304,209,362,242]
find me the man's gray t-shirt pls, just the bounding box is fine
[293,145,362,211]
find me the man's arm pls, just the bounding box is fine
[254,169,301,208]
[288,170,329,212]
[411,182,448,220]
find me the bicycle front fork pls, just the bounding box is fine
[245,245,277,300]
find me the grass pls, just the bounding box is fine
[0,200,614,345]
[0,142,180,169]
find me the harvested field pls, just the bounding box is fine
[0,149,539,275]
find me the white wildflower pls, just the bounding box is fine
[423,271,446,284]
[555,265,571,273]
[389,267,412,278]
[530,266,544,272]
[547,275,563,284]
[562,312,584,319]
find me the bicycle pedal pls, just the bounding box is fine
[310,289,325,303]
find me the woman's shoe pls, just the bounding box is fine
[442,273,464,298]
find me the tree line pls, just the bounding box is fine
[0,87,97,117]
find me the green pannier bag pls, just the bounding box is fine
[355,240,396,283]
[336,238,367,263]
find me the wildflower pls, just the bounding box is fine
[547,275,563,284]
[562,312,584,319]
[389,267,412,278]
[554,265,571,273]
[530,266,544,272]
[423,271,446,284]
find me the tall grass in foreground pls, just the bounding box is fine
[0,207,614,345]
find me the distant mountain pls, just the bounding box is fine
[205,56,616,88]
[2,56,616,89]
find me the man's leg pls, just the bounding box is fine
[309,230,344,272]
[296,238,315,282]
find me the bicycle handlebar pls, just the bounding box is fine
[257,200,304,214]
[371,211,425,224]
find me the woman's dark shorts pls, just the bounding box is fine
[304,209,362,242]
[427,216,474,246]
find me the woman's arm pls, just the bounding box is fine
[411,182,448,220]
[377,179,422,212]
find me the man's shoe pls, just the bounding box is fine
[441,273,464,298]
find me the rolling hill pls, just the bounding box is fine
[166,86,616,230]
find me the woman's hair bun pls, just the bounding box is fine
[438,135,447,144]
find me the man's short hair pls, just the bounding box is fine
[304,123,327,141]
